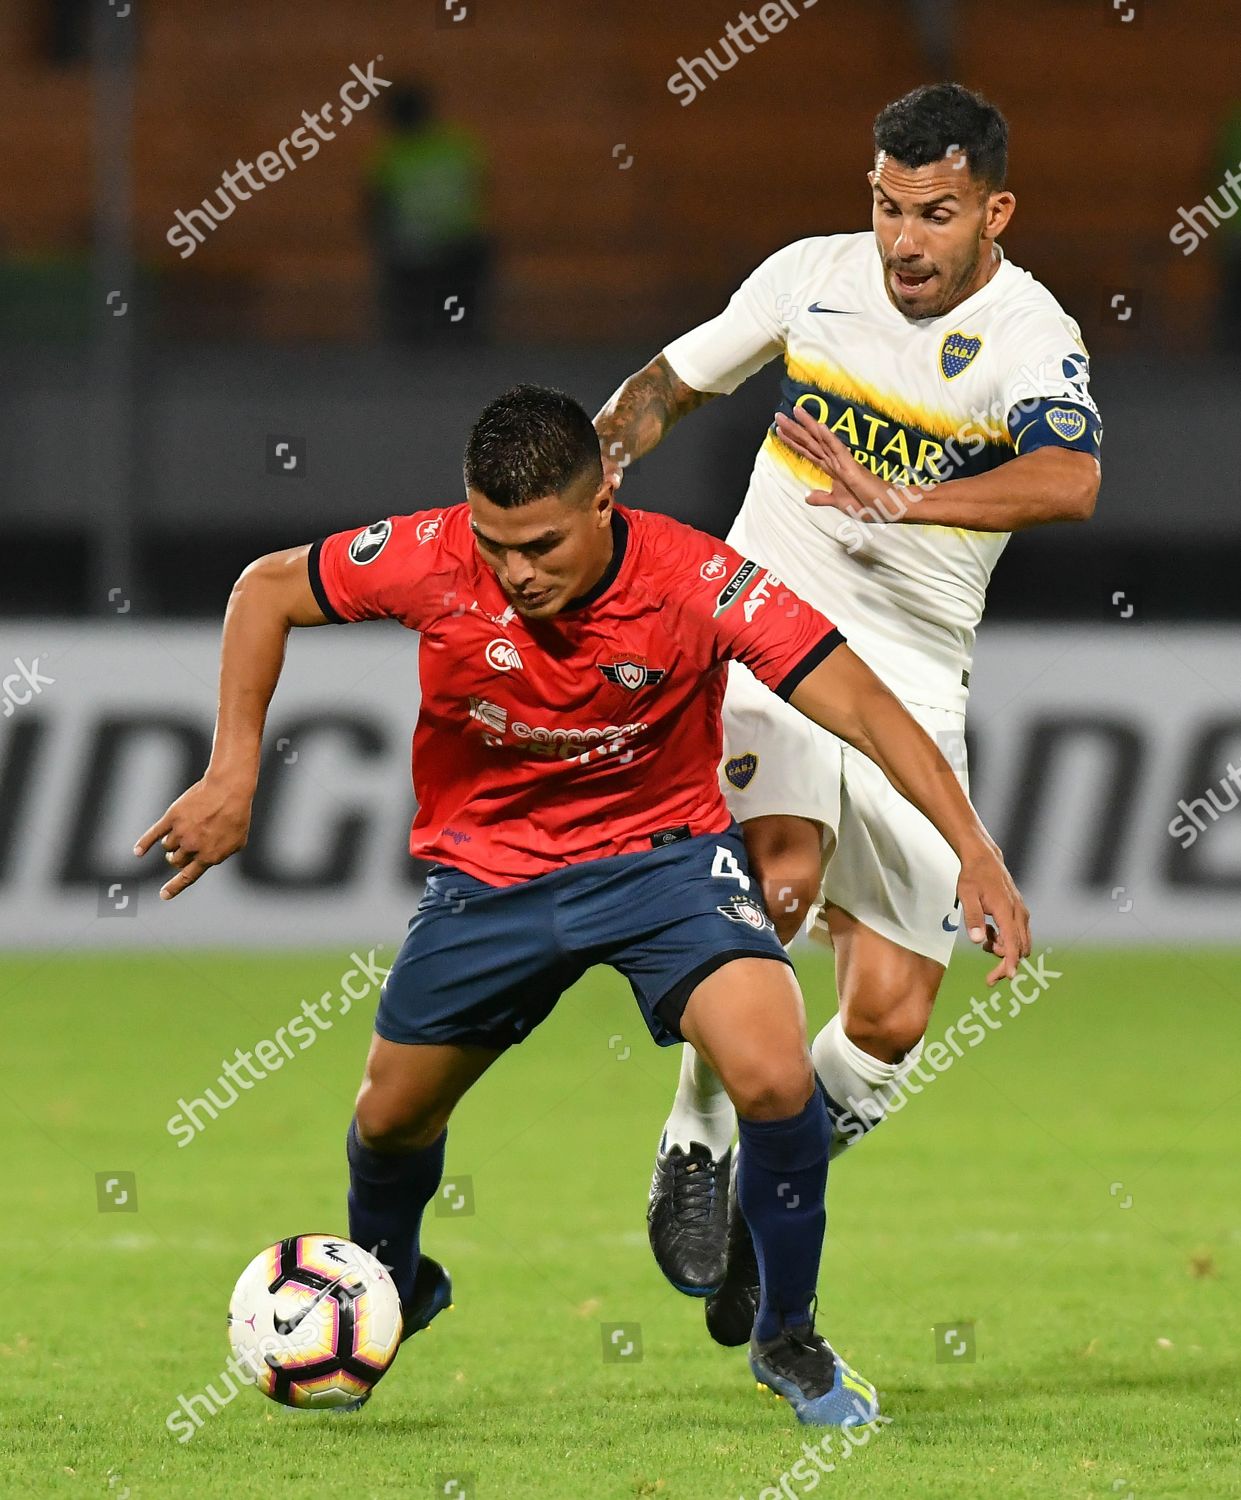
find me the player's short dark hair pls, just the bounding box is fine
[873,83,1008,190]
[464,384,603,508]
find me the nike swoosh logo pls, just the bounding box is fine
[807,303,860,314]
[274,1274,352,1334]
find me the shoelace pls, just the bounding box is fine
[670,1153,725,1228]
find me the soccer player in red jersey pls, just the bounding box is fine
[136,385,1028,1426]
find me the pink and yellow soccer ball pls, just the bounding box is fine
[227,1234,403,1409]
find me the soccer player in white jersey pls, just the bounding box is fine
[594,83,1102,1342]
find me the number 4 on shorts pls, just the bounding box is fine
[711,845,751,890]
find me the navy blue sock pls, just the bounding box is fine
[346,1118,446,1307]
[737,1085,831,1343]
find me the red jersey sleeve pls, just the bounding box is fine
[308,511,449,629]
[673,528,846,697]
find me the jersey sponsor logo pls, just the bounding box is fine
[717,893,774,931]
[469,696,508,735]
[485,638,523,672]
[572,722,647,765]
[779,374,969,488]
[348,519,392,565]
[598,659,667,692]
[1045,406,1089,443]
[713,559,759,617]
[472,706,648,761]
[699,553,729,582]
[741,570,781,623]
[939,331,983,380]
[415,515,442,545]
[724,752,758,790]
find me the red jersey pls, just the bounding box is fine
[310,503,843,884]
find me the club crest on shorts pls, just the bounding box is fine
[598,659,666,692]
[348,519,392,564]
[725,752,758,790]
[717,893,773,931]
[1045,406,1088,442]
[939,331,982,380]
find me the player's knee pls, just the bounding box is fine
[353,1082,447,1153]
[723,1054,815,1121]
[842,998,929,1064]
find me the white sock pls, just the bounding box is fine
[660,1043,737,1160]
[811,1014,925,1160]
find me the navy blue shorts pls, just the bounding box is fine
[375,824,791,1051]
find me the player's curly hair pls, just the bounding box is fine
[873,83,1008,190]
[465,384,603,508]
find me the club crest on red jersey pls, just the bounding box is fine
[415,515,442,545]
[699,553,729,582]
[598,659,666,692]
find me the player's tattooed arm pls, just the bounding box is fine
[595,354,718,476]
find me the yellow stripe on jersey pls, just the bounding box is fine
[763,428,837,492]
[784,353,1012,449]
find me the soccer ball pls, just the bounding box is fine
[227,1233,403,1409]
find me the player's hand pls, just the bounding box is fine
[955,841,1031,986]
[133,774,255,901]
[773,406,904,520]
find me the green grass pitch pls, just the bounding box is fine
[4,946,1240,1498]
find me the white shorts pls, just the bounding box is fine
[719,661,968,966]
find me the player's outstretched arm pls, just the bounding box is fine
[774,405,1099,532]
[133,545,328,901]
[594,354,718,479]
[789,645,1031,983]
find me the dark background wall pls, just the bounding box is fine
[0,0,1238,621]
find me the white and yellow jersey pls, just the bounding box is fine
[663,232,1101,711]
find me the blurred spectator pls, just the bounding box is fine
[366,82,491,342]
[1215,105,1241,352]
